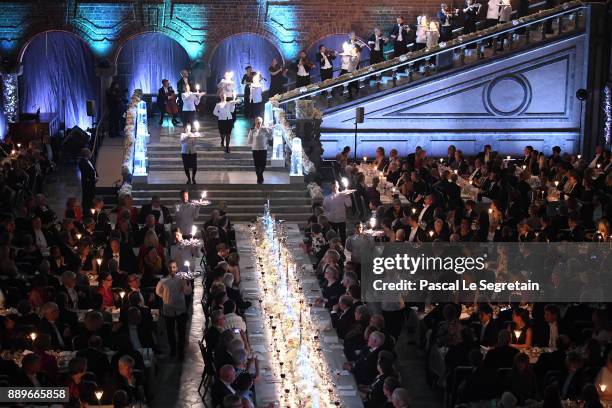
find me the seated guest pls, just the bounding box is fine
[380,376,400,408]
[119,307,155,349]
[65,357,88,405]
[103,237,137,274]
[344,305,371,361]
[32,333,58,383]
[364,350,398,407]
[223,273,249,312]
[317,265,345,309]
[136,215,166,248]
[595,350,612,402]
[110,335,145,372]
[391,388,411,408]
[58,270,80,310]
[367,177,383,208]
[560,352,587,400]
[222,300,247,334]
[345,330,386,386]
[331,294,356,339]
[76,335,111,384]
[534,335,571,381]
[106,355,146,405]
[373,146,388,172]
[592,309,611,345]
[37,302,70,350]
[137,196,171,225]
[483,330,519,371]
[73,310,112,350]
[211,364,237,407]
[13,353,51,386]
[459,349,498,402]
[504,353,538,404]
[477,304,498,347]
[205,310,226,356]
[534,304,565,348]
[139,246,167,287]
[436,303,462,347]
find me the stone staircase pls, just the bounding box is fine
[130,183,312,223]
[147,129,271,172]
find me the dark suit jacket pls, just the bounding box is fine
[135,224,166,247]
[533,320,566,347]
[332,307,356,339]
[76,347,111,382]
[211,379,235,408]
[103,244,138,274]
[478,321,498,347]
[352,346,382,385]
[389,24,415,46]
[315,52,336,69]
[37,318,69,350]
[12,370,51,387]
[406,226,427,242]
[157,87,170,111]
[78,158,97,185]
[118,323,155,349]
[483,345,519,371]
[137,204,172,225]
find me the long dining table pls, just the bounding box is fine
[235,223,364,408]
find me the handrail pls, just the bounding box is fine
[271,0,585,105]
[91,108,107,163]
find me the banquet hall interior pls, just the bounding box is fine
[0,0,611,407]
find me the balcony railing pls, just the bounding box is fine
[269,0,586,108]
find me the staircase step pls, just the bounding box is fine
[148,159,269,166]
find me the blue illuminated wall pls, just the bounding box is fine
[19,32,100,130]
[116,33,191,94]
[0,95,5,140]
[207,34,283,97]
[306,34,371,83]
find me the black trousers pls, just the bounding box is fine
[82,180,96,211]
[330,221,347,244]
[369,51,384,81]
[164,313,187,355]
[182,153,197,181]
[320,68,333,81]
[183,110,195,128]
[296,75,310,88]
[252,150,267,183]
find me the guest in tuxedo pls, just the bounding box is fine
[211,365,237,407]
[316,45,336,85]
[534,304,566,348]
[463,0,481,35]
[364,350,398,407]
[176,69,193,125]
[438,4,458,41]
[213,97,236,153]
[331,295,356,339]
[157,79,179,126]
[136,214,166,248]
[78,148,97,211]
[103,237,138,274]
[293,51,314,88]
[37,302,70,350]
[138,196,171,225]
[367,28,388,83]
[346,331,386,386]
[478,304,498,346]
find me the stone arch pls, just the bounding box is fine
[114,31,192,94]
[206,32,284,96]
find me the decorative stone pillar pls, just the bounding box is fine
[1,67,20,124]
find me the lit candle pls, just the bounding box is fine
[201,191,207,199]
[193,121,200,132]
[522,165,526,170]
[439,158,443,163]
[597,163,601,169]
[191,225,197,236]
[17,143,21,148]
[506,155,511,160]
[469,179,473,185]
[554,181,559,187]
[392,187,396,195]
[184,260,190,268]
[453,169,458,174]
[76,233,82,240]
[600,384,607,393]
[30,332,37,341]
[411,208,416,214]
[429,230,434,238]
[90,208,95,214]
[369,217,376,229]
[488,208,493,214]
[341,177,349,188]
[96,258,102,266]
[119,291,125,299]
[195,84,200,92]
[95,390,103,403]
[363,156,367,162]
[514,330,522,340]
[577,154,582,159]
[11,150,15,155]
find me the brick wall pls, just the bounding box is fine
[0,0,520,68]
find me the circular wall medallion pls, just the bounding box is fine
[485,74,531,116]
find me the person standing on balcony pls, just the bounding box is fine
[293,51,315,88]
[339,43,361,100]
[486,0,501,28]
[415,15,429,51]
[438,4,459,41]
[368,28,388,83]
[390,16,414,57]
[268,58,287,97]
[247,117,272,184]
[463,0,482,35]
[316,45,336,83]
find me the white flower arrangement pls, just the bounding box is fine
[307,182,324,203]
[117,182,132,198]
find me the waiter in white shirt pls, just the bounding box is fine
[213,97,236,153]
[180,123,199,185]
[322,181,352,244]
[174,190,200,238]
[247,117,272,184]
[180,83,204,129]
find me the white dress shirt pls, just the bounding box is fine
[589,154,601,168]
[181,92,201,111]
[322,193,352,223]
[174,202,199,236]
[397,25,403,42]
[155,275,192,316]
[34,228,48,249]
[320,53,332,69]
[418,204,430,223]
[250,85,263,103]
[408,226,420,242]
[487,0,501,19]
[297,64,308,77]
[247,128,270,151]
[213,102,235,120]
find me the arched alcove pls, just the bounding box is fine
[115,32,191,94]
[19,31,100,130]
[306,34,371,83]
[207,33,283,97]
